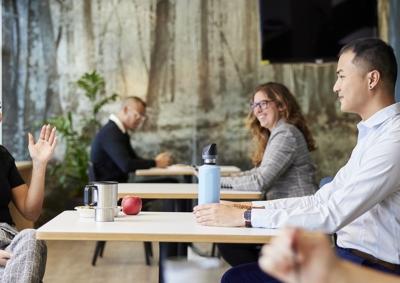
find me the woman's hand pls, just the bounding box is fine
[28,124,57,166]
[0,250,11,266]
[193,203,246,227]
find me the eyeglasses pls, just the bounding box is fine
[132,110,147,121]
[250,100,274,111]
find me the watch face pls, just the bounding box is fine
[244,209,251,221]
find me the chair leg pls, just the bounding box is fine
[211,243,219,257]
[92,241,105,266]
[99,241,106,257]
[144,242,153,266]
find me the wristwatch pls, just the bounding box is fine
[244,209,252,228]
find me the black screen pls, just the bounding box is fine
[259,0,378,62]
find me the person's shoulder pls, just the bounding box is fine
[98,120,120,135]
[272,121,298,137]
[0,145,15,162]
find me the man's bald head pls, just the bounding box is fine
[118,96,147,130]
[121,96,146,110]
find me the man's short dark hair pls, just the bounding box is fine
[339,38,398,90]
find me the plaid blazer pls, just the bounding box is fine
[221,120,317,200]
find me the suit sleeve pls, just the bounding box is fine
[101,132,156,173]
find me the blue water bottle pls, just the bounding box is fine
[198,143,220,205]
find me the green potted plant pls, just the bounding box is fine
[39,71,118,225]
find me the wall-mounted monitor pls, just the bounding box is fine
[259,0,378,63]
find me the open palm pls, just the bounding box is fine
[28,124,57,164]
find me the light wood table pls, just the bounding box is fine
[118,183,262,200]
[37,211,276,243]
[37,211,276,283]
[135,165,241,177]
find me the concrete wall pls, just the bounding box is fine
[2,0,370,179]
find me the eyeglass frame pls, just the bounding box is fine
[130,108,147,121]
[249,99,274,112]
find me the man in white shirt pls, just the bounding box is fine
[194,38,400,282]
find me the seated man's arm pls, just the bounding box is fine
[101,133,155,173]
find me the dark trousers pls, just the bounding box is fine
[218,243,262,266]
[221,247,400,283]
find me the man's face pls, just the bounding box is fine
[125,102,146,130]
[333,51,369,115]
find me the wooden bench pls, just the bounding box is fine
[8,161,34,230]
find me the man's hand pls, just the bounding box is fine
[193,203,246,227]
[28,124,57,166]
[155,152,172,168]
[258,228,337,283]
[0,250,11,266]
[219,200,253,209]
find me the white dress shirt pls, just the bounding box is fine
[251,103,400,264]
[109,114,126,134]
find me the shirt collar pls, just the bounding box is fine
[357,103,400,130]
[109,114,126,134]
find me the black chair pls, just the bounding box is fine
[88,162,153,266]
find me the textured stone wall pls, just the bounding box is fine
[3,0,369,180]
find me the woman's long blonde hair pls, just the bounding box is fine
[247,82,316,166]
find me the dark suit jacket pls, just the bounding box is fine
[90,120,156,182]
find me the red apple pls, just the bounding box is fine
[121,195,142,215]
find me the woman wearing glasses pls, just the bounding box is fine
[215,82,318,266]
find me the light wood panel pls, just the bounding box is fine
[135,165,241,177]
[118,183,262,200]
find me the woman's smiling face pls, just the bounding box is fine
[252,91,282,130]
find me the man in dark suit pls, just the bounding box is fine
[89,96,173,266]
[90,96,171,182]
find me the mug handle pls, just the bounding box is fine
[84,185,97,206]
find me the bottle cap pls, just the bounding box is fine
[202,143,217,164]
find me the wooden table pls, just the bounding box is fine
[36,211,276,243]
[118,183,262,200]
[37,211,276,282]
[135,165,241,177]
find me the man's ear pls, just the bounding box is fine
[367,70,380,90]
[123,105,130,115]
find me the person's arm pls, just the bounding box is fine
[251,136,400,232]
[220,127,298,192]
[259,228,400,283]
[196,133,400,231]
[101,131,156,173]
[11,125,57,221]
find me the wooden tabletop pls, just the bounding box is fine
[118,183,262,200]
[16,161,33,170]
[36,211,276,243]
[135,165,241,177]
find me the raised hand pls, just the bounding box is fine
[28,124,57,165]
